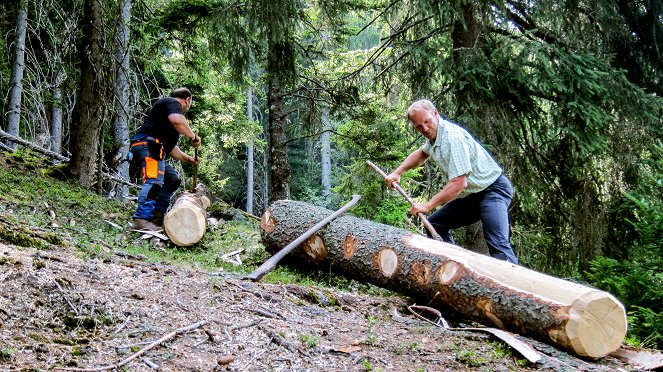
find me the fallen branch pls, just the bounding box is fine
[0,129,69,162]
[247,194,361,281]
[229,319,263,332]
[0,129,138,188]
[55,320,207,371]
[258,324,306,356]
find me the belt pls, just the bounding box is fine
[131,136,160,147]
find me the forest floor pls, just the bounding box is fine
[0,152,653,371]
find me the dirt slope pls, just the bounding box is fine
[0,242,638,371]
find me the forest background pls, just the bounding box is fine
[1,0,661,349]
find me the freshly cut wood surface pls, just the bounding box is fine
[164,191,209,247]
[261,200,627,358]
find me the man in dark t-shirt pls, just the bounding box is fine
[129,87,202,231]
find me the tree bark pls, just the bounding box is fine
[110,0,132,198]
[260,200,627,358]
[320,107,332,199]
[50,68,65,154]
[267,36,291,202]
[70,0,105,188]
[246,86,254,214]
[164,191,210,247]
[5,0,28,150]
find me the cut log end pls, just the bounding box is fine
[564,291,627,358]
[164,207,206,247]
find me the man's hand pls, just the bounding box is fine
[385,172,401,188]
[189,135,201,148]
[187,154,200,165]
[410,203,431,216]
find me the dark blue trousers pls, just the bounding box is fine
[427,174,518,264]
[130,135,181,221]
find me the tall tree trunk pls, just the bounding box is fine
[246,86,255,214]
[267,39,291,201]
[450,2,488,254]
[5,0,28,150]
[110,0,131,197]
[451,1,480,118]
[71,0,105,188]
[50,68,65,154]
[320,107,332,199]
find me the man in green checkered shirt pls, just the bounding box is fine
[385,99,518,264]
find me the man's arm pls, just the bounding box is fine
[170,145,198,164]
[385,148,429,187]
[168,113,201,148]
[410,175,467,215]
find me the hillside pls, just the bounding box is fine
[0,153,641,371]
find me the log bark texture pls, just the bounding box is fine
[261,200,627,358]
[164,191,210,246]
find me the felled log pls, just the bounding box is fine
[261,200,627,358]
[164,191,210,246]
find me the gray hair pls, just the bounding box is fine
[407,99,437,121]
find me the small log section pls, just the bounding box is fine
[261,200,627,358]
[164,191,210,246]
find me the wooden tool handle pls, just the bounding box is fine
[191,147,198,192]
[365,160,443,241]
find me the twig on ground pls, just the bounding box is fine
[258,324,308,356]
[219,249,243,265]
[407,304,449,328]
[143,358,159,369]
[104,220,122,230]
[55,320,208,371]
[406,304,542,364]
[229,319,263,332]
[34,252,66,262]
[54,279,79,315]
[113,315,130,334]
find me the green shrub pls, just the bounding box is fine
[585,141,663,349]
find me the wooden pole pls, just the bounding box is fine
[247,194,361,281]
[365,160,443,241]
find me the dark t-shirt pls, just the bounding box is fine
[136,97,183,154]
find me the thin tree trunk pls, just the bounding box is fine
[5,0,28,150]
[71,0,105,188]
[50,68,65,154]
[111,0,131,198]
[321,107,332,199]
[263,134,269,212]
[246,86,254,214]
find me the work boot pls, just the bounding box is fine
[132,218,164,232]
[152,211,165,227]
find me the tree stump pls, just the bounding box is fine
[164,191,209,246]
[260,200,627,358]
